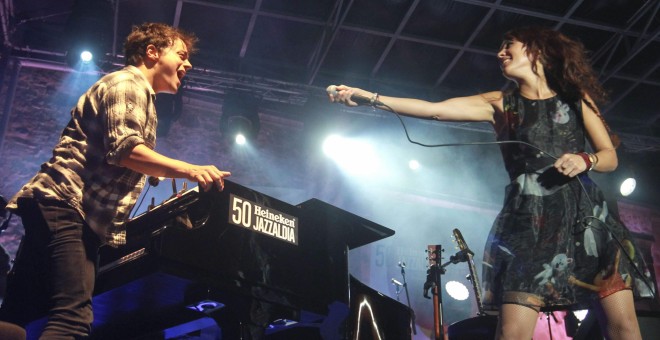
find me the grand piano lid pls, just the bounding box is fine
[296,198,395,250]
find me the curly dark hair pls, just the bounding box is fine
[504,26,619,146]
[123,22,198,66]
[504,26,608,107]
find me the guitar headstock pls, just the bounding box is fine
[424,244,443,299]
[426,244,442,267]
[454,229,474,255]
[452,228,468,252]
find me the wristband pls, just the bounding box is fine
[577,152,593,171]
[370,93,379,107]
[589,153,598,170]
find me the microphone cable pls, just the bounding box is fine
[373,100,657,300]
[378,101,560,158]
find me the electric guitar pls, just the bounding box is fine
[452,228,485,316]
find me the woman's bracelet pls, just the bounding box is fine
[577,152,598,171]
[588,153,598,171]
[369,92,379,107]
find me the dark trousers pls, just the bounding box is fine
[0,198,101,339]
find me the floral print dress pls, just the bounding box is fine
[481,91,653,311]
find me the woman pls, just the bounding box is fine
[329,26,648,340]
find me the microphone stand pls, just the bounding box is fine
[391,279,402,302]
[424,246,472,340]
[398,262,417,335]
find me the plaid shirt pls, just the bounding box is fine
[7,66,157,246]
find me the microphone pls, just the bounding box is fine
[326,85,383,106]
[391,278,403,286]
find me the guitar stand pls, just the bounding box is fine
[424,244,478,340]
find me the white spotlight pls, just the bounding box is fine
[235,133,247,145]
[619,177,636,196]
[322,135,379,175]
[445,280,469,301]
[408,159,420,170]
[322,134,343,158]
[80,50,93,63]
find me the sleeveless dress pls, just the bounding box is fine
[481,91,654,311]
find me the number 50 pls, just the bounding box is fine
[231,196,252,228]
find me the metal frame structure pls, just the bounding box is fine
[2,0,659,153]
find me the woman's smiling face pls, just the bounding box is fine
[497,39,535,81]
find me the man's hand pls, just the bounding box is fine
[120,145,231,191]
[185,165,231,191]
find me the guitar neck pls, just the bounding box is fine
[452,229,485,316]
[465,252,485,316]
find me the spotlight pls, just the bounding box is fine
[408,159,420,170]
[612,163,637,197]
[80,50,93,63]
[227,115,255,143]
[619,177,636,197]
[445,280,469,301]
[66,45,101,69]
[322,134,343,158]
[235,134,247,145]
[64,0,112,69]
[322,135,380,175]
[220,91,261,145]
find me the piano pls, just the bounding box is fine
[73,180,411,339]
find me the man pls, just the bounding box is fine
[0,22,231,339]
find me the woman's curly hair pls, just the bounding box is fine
[504,26,608,106]
[124,23,198,66]
[504,26,619,146]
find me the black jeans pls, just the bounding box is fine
[0,198,101,339]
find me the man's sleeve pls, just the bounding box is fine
[102,79,154,166]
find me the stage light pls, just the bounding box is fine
[235,134,247,145]
[322,134,343,158]
[322,135,380,175]
[220,92,261,145]
[63,0,112,69]
[612,163,637,197]
[80,50,93,63]
[445,280,469,301]
[619,177,636,196]
[408,159,420,170]
[225,115,256,145]
[66,45,102,70]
